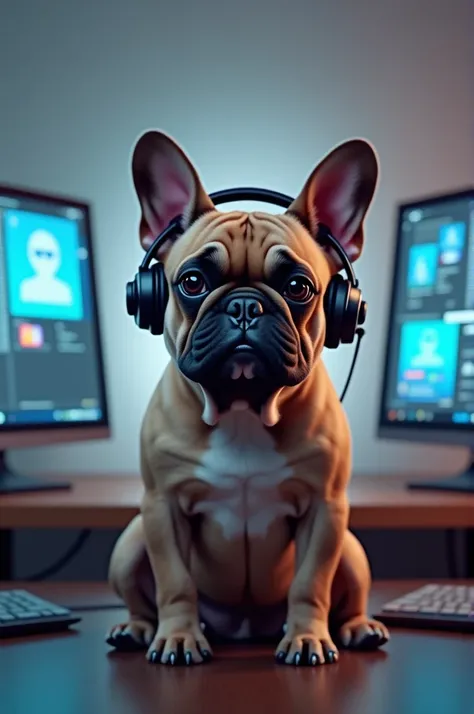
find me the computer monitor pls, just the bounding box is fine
[378,188,474,492]
[0,185,110,493]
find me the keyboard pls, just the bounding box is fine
[0,589,81,638]
[374,583,474,634]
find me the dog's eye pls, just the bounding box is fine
[283,276,315,303]
[179,271,208,297]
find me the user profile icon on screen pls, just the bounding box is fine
[407,243,438,288]
[4,210,83,321]
[397,320,459,402]
[439,222,465,265]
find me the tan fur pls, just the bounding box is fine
[107,132,389,666]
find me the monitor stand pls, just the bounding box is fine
[0,450,71,494]
[407,451,474,493]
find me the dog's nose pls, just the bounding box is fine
[226,296,264,328]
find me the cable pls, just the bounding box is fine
[27,322,361,582]
[25,529,92,582]
[339,328,365,403]
[24,327,361,582]
[25,291,361,583]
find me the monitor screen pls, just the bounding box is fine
[0,186,108,432]
[379,189,474,435]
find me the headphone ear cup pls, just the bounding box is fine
[130,263,168,335]
[324,275,363,348]
[340,285,362,344]
[148,262,169,336]
[323,274,349,349]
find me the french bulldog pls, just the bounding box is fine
[107,130,389,666]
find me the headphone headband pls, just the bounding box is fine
[140,187,357,287]
[211,187,294,208]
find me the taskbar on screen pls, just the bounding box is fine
[384,407,474,426]
[0,407,103,427]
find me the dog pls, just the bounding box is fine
[106,130,389,667]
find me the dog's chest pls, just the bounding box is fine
[193,411,295,539]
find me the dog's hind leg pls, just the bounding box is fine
[106,515,157,651]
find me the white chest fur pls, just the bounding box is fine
[194,410,295,539]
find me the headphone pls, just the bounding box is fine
[126,187,367,398]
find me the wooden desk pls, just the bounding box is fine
[1,580,473,714]
[1,473,473,579]
[1,472,474,529]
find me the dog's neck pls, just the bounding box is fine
[167,359,330,437]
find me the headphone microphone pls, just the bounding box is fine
[126,187,367,401]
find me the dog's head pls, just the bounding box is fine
[132,131,378,426]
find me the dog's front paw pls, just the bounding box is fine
[147,617,212,666]
[275,619,338,666]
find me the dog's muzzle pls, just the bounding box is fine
[177,287,308,424]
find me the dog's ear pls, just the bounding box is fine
[287,139,378,270]
[132,130,215,253]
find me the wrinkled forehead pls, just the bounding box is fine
[166,210,330,284]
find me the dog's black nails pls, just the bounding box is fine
[168,652,176,665]
[293,653,301,666]
[276,651,286,663]
[310,654,320,666]
[326,650,337,663]
[201,649,212,661]
[185,651,192,665]
[149,650,159,664]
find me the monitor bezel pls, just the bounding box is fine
[377,186,474,446]
[0,183,110,443]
